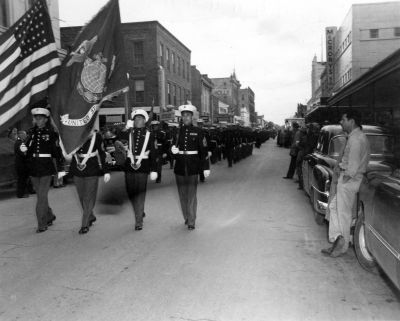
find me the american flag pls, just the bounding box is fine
[0,0,60,132]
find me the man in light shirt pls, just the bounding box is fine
[322,109,370,257]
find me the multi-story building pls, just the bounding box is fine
[306,55,326,111]
[212,94,232,124]
[239,87,256,126]
[211,72,241,117]
[61,21,191,125]
[332,2,400,93]
[191,66,213,122]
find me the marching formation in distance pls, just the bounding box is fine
[19,102,270,234]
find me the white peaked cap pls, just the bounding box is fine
[31,107,50,117]
[131,109,149,121]
[178,104,197,114]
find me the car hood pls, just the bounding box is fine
[367,160,394,174]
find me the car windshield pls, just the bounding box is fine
[329,136,346,157]
[367,135,394,155]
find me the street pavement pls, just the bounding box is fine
[1,139,400,321]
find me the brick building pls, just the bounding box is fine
[61,20,191,125]
[211,72,241,117]
[239,87,255,127]
[191,66,213,122]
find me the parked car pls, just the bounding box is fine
[302,125,395,225]
[354,168,400,291]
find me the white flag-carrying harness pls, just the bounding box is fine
[128,130,150,170]
[73,133,97,171]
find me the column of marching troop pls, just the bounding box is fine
[20,103,270,234]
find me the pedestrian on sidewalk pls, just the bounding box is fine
[322,109,370,257]
[21,105,65,233]
[171,104,210,230]
[70,131,111,234]
[115,109,158,231]
[283,122,300,179]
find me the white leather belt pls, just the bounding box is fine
[77,151,98,158]
[157,143,163,146]
[178,151,198,155]
[33,153,51,158]
[134,155,149,159]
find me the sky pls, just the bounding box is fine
[59,0,388,124]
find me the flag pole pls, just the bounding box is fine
[124,73,130,123]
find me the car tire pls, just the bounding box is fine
[354,207,378,273]
[311,188,325,225]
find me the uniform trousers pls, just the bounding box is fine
[16,164,30,197]
[286,155,297,178]
[328,173,363,252]
[175,174,198,226]
[30,176,55,229]
[74,176,99,228]
[156,157,163,181]
[125,172,148,227]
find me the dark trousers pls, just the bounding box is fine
[226,148,233,167]
[296,151,305,188]
[156,158,163,181]
[16,165,30,197]
[125,172,148,227]
[74,176,98,228]
[286,155,297,178]
[30,176,55,229]
[175,174,198,226]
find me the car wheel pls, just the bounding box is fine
[354,207,378,273]
[311,188,325,225]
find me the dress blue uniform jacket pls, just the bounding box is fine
[117,128,157,174]
[26,125,64,177]
[173,125,210,176]
[70,133,109,177]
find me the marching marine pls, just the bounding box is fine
[171,104,210,230]
[115,109,158,231]
[69,131,111,234]
[20,106,64,233]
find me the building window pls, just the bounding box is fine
[133,41,144,65]
[166,48,170,70]
[181,87,184,104]
[186,62,189,80]
[394,27,400,37]
[172,52,175,73]
[134,80,145,103]
[369,29,379,39]
[0,0,9,27]
[178,87,181,105]
[173,84,177,106]
[167,83,171,105]
[159,43,164,66]
[182,60,185,79]
[177,56,181,75]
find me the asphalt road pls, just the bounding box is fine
[1,139,399,321]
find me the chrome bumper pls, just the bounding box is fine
[312,186,329,215]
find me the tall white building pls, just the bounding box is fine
[332,2,400,92]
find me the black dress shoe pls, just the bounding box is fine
[79,226,89,234]
[321,236,343,256]
[47,215,56,226]
[17,194,29,198]
[143,212,146,218]
[282,176,291,179]
[135,226,143,231]
[188,225,195,230]
[156,179,161,183]
[88,216,97,227]
[36,226,48,233]
[184,219,188,225]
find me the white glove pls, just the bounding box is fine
[126,120,134,129]
[162,153,167,158]
[150,172,158,181]
[57,171,66,179]
[20,143,28,153]
[171,145,179,155]
[104,173,111,183]
[203,170,210,178]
